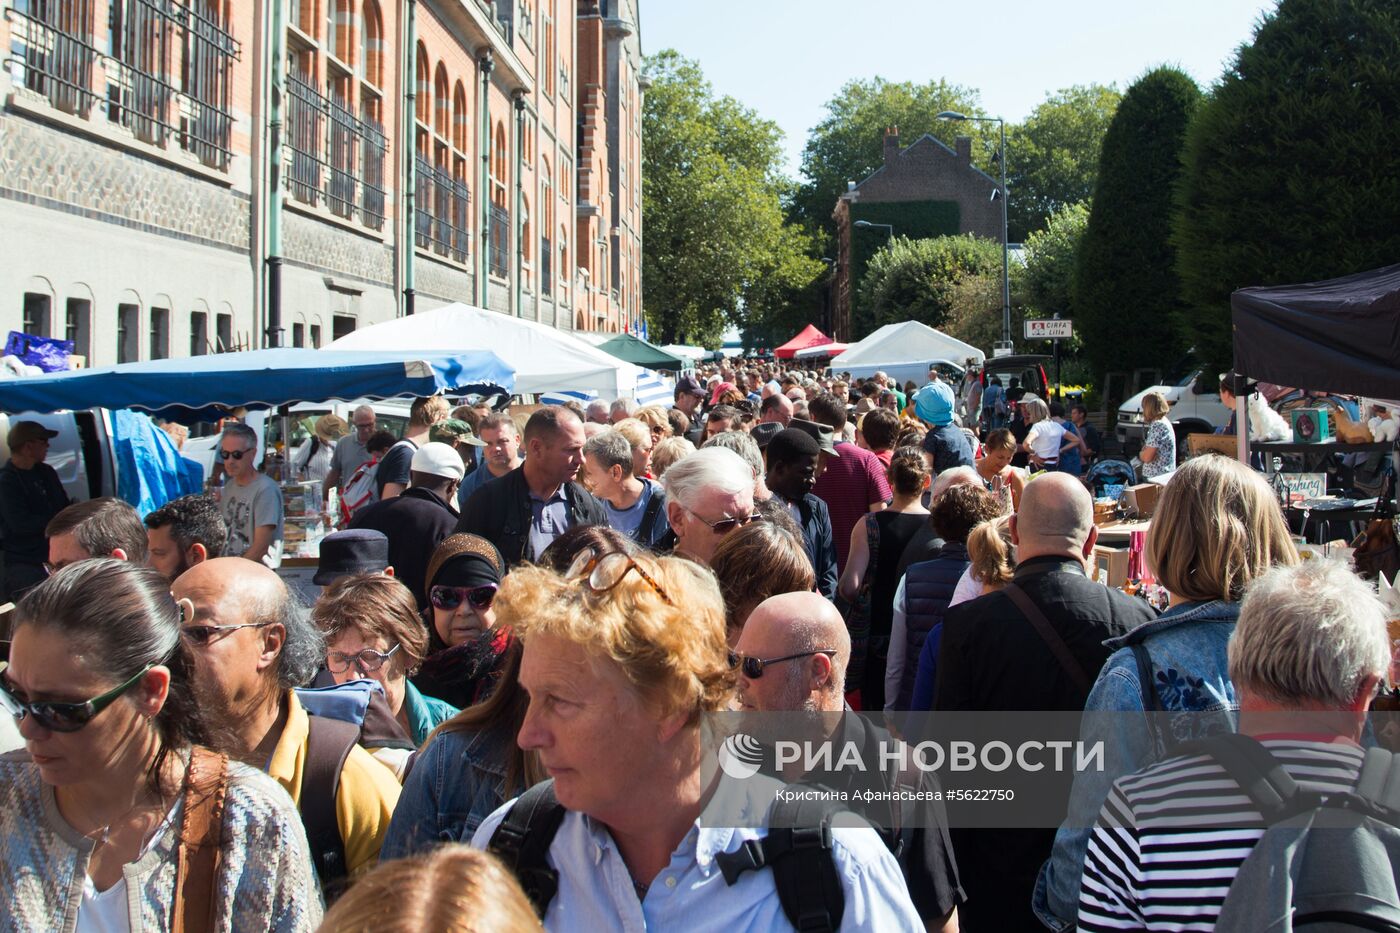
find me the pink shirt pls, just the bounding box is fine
[813,441,893,572]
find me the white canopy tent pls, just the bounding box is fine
[660,344,705,366]
[831,321,985,385]
[327,303,640,398]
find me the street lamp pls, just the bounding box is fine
[937,110,1011,354]
[853,219,894,236]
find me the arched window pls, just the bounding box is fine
[452,81,469,151]
[559,224,569,285]
[326,0,353,64]
[492,121,508,206]
[433,63,449,138]
[414,43,430,125]
[360,0,382,87]
[541,157,553,232]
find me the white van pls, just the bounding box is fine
[0,409,118,502]
[1117,369,1232,453]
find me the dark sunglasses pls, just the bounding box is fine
[326,644,401,675]
[218,447,253,461]
[429,583,498,611]
[684,506,760,535]
[0,664,152,733]
[727,649,836,680]
[566,548,675,605]
[182,620,275,646]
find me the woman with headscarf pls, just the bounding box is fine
[411,534,509,709]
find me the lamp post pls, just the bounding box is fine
[853,219,894,236]
[937,110,1011,354]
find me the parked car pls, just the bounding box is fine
[1116,369,1231,455]
[961,354,1052,411]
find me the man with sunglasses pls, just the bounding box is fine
[660,446,756,564]
[217,423,284,567]
[736,592,964,931]
[764,428,838,600]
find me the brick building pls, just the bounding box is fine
[830,127,1001,341]
[0,0,639,368]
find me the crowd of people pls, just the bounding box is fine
[0,355,1391,933]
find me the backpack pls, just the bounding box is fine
[339,455,381,523]
[1201,732,1400,932]
[488,779,847,931]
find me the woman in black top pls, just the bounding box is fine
[837,446,931,711]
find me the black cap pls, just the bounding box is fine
[787,418,841,457]
[314,529,391,585]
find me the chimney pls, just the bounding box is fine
[883,126,900,165]
[955,136,972,165]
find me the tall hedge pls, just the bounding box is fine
[1173,0,1400,373]
[1075,67,1200,377]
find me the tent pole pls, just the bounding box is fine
[1233,368,1249,467]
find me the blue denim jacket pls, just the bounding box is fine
[1033,599,1240,930]
[379,722,513,861]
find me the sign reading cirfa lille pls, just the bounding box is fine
[1024,318,1074,340]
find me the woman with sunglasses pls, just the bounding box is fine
[0,559,321,931]
[312,574,458,772]
[411,534,509,709]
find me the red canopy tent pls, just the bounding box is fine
[774,324,834,360]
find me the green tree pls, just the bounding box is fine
[1022,201,1089,320]
[859,234,1002,333]
[642,52,824,347]
[791,78,991,248]
[1006,85,1121,239]
[1077,67,1201,376]
[1174,0,1400,373]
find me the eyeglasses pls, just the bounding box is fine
[218,447,253,461]
[566,548,675,606]
[727,649,837,680]
[326,643,401,675]
[429,584,499,612]
[0,663,152,733]
[684,506,760,535]
[181,620,276,646]
[353,421,375,431]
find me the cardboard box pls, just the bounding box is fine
[1092,545,1130,589]
[1187,433,1237,457]
[1122,483,1161,518]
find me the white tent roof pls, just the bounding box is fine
[832,322,985,383]
[660,344,705,364]
[327,303,640,398]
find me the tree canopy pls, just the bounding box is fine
[1076,67,1200,376]
[859,234,1003,333]
[642,51,823,347]
[1173,0,1400,373]
[1007,85,1121,240]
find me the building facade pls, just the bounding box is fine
[830,127,1001,342]
[0,0,640,369]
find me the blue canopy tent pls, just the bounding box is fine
[0,348,515,422]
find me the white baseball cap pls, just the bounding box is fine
[410,441,465,481]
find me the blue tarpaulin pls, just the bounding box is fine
[0,348,515,423]
[111,409,203,516]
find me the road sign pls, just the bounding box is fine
[1025,319,1073,340]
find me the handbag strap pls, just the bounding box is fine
[861,513,881,593]
[173,747,230,933]
[1003,582,1093,693]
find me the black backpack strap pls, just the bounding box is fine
[1003,582,1093,693]
[1131,641,1170,754]
[638,489,665,545]
[301,714,360,893]
[487,779,567,919]
[714,787,846,933]
[1197,732,1305,824]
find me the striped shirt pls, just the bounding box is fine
[1078,738,1365,932]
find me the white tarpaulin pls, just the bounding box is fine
[832,321,985,384]
[327,303,640,398]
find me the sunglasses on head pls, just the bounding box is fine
[566,548,675,605]
[0,663,153,733]
[429,583,498,612]
[218,447,253,461]
[727,649,836,680]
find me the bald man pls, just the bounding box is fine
[175,558,400,882]
[932,473,1156,932]
[736,592,965,931]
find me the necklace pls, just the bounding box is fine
[80,795,148,850]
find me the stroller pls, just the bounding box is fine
[1086,459,1137,497]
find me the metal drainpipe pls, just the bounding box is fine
[512,92,525,318]
[402,0,417,315]
[478,52,494,307]
[265,0,286,347]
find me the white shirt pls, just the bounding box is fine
[472,774,920,932]
[948,565,984,608]
[1026,420,1066,461]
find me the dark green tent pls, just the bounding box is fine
[595,333,687,371]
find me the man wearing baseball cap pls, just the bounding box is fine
[429,417,487,475]
[349,441,463,609]
[673,373,707,443]
[0,420,70,600]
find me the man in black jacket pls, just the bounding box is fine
[0,420,68,600]
[934,472,1156,932]
[763,428,838,600]
[456,406,607,564]
[350,442,463,609]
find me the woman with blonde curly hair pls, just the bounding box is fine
[634,405,673,445]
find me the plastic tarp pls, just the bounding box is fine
[1232,264,1400,398]
[595,333,687,371]
[111,409,203,516]
[774,324,834,360]
[327,303,639,398]
[0,348,514,423]
[832,321,986,384]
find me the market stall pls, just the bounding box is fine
[774,324,834,360]
[831,320,985,384]
[594,332,688,372]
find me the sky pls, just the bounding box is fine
[641,0,1278,178]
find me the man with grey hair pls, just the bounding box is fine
[582,429,669,547]
[661,446,756,564]
[934,471,1154,931]
[1079,559,1390,930]
[703,430,772,501]
[609,397,638,424]
[585,399,611,425]
[217,422,283,566]
[175,557,400,883]
[323,404,377,510]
